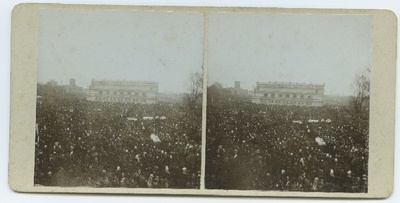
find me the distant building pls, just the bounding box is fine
[252,82,325,106]
[37,79,85,99]
[227,81,249,97]
[87,80,159,104]
[323,95,351,106]
[63,79,84,95]
[158,92,186,104]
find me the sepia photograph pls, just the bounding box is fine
[205,12,371,192]
[34,8,204,189]
[8,4,396,198]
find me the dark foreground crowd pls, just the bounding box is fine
[206,102,369,193]
[35,97,202,188]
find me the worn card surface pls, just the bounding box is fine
[9,3,397,198]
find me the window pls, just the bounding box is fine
[264,93,268,97]
[316,90,318,93]
[135,92,139,96]
[308,95,312,99]
[286,94,289,98]
[300,95,304,98]
[99,91,102,94]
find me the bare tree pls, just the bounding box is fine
[186,71,203,109]
[351,70,370,113]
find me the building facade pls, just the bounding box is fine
[252,82,325,106]
[87,80,159,104]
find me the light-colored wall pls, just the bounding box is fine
[87,81,159,104]
[253,84,324,106]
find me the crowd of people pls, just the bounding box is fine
[35,95,202,189]
[205,101,369,193]
[35,84,369,193]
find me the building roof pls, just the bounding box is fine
[91,79,159,86]
[256,81,325,89]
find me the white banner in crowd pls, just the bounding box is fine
[308,119,319,123]
[150,134,161,142]
[315,137,327,146]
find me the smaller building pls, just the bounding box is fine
[323,95,351,106]
[87,80,159,104]
[227,81,249,97]
[63,79,84,95]
[37,79,86,99]
[252,82,325,106]
[158,92,186,104]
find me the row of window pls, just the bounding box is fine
[259,85,321,92]
[262,93,313,99]
[95,97,148,102]
[93,83,156,90]
[98,90,147,97]
[260,99,312,105]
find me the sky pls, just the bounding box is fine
[38,10,371,96]
[38,9,204,93]
[207,12,372,96]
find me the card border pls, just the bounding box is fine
[9,3,397,198]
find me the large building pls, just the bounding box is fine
[87,80,159,104]
[252,82,325,106]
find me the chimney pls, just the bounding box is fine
[234,81,240,89]
[70,78,75,86]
